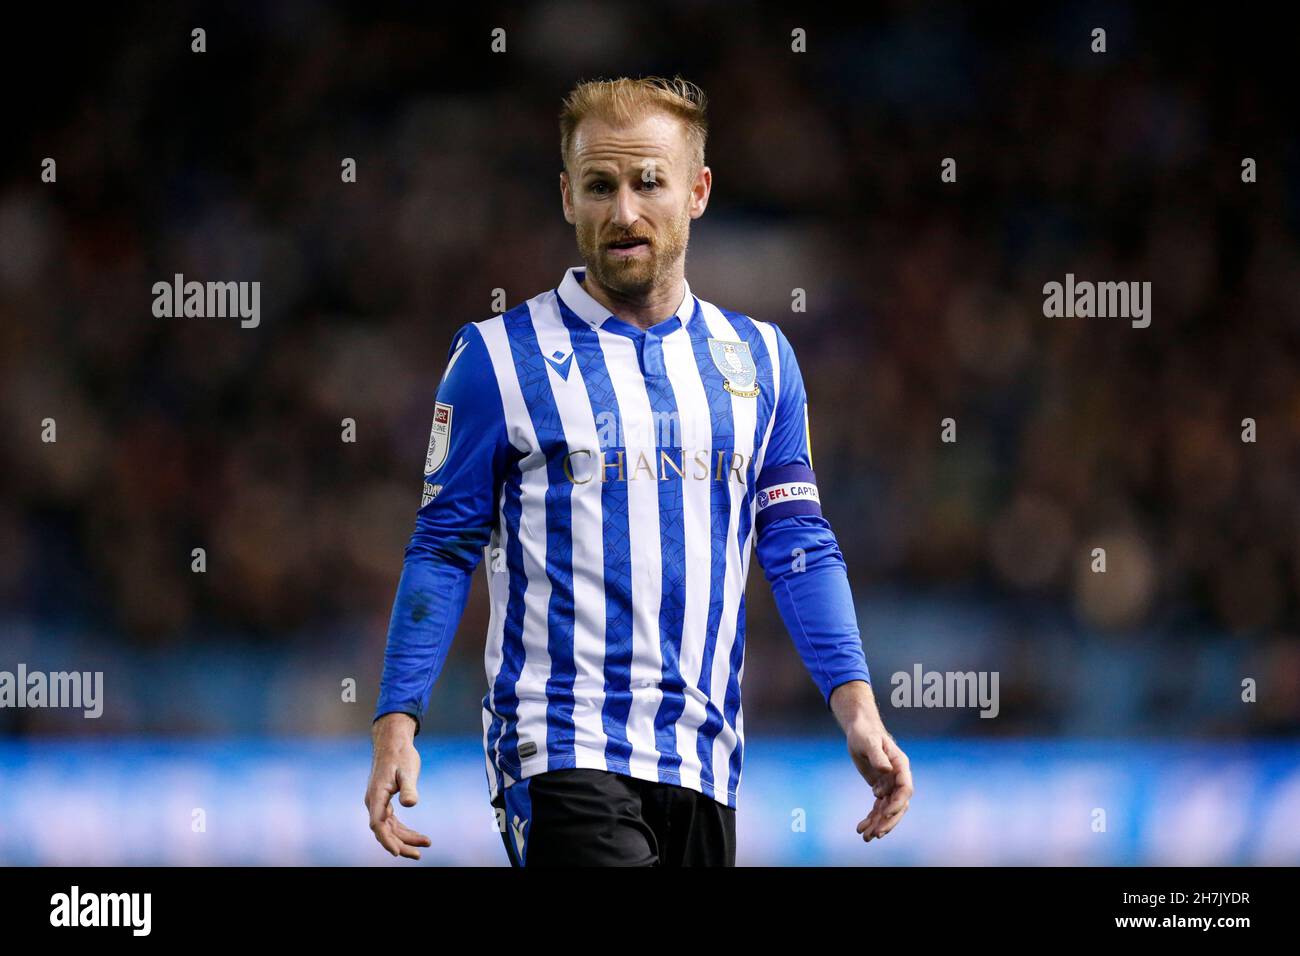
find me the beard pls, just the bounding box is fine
[576,202,691,298]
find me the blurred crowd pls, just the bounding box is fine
[2,2,1297,736]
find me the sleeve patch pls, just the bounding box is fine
[423,402,453,475]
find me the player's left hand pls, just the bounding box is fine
[846,723,913,843]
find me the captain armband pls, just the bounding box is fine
[754,463,822,532]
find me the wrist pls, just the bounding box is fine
[373,711,418,745]
[829,679,878,732]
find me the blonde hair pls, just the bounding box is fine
[559,75,708,178]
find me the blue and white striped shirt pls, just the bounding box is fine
[375,265,871,809]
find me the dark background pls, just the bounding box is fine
[3,1,1298,743]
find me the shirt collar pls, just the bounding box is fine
[557,265,695,332]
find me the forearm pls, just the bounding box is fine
[759,515,872,710]
[373,529,485,733]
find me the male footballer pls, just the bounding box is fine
[366,75,912,866]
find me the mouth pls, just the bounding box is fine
[606,237,651,257]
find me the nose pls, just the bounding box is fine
[612,181,640,230]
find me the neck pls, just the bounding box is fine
[581,268,685,332]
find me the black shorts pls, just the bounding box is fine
[491,767,736,867]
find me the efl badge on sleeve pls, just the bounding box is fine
[424,402,453,475]
[707,338,760,397]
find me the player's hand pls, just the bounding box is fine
[846,721,913,843]
[366,713,432,860]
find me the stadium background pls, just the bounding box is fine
[2,1,1298,864]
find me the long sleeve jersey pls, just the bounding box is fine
[375,265,871,809]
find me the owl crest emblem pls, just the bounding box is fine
[707,338,759,398]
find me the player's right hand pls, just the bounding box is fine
[366,713,432,860]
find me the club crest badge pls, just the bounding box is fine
[707,338,760,397]
[424,402,453,475]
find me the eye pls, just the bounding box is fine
[640,179,660,191]
[589,181,610,195]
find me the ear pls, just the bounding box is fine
[688,165,712,220]
[560,170,575,224]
